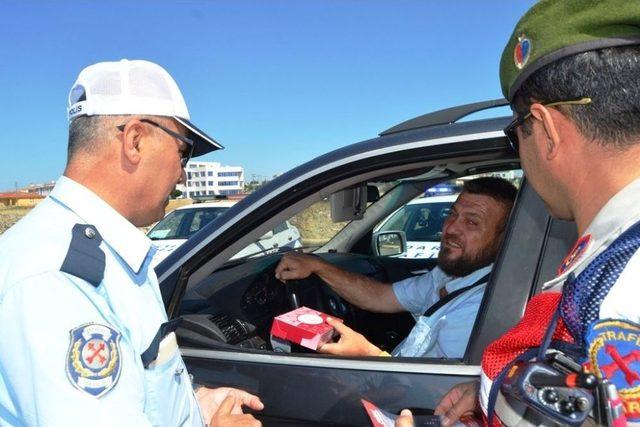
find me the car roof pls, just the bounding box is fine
[174,200,237,210]
[407,194,458,205]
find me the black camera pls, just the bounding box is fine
[501,361,595,426]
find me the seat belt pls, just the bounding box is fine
[423,272,491,317]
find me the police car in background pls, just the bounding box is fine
[374,194,457,259]
[147,201,302,266]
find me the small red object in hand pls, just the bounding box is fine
[270,307,342,350]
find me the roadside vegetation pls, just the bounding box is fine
[0,198,345,247]
[0,206,33,234]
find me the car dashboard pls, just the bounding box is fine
[175,252,417,353]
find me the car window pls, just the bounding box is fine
[375,195,457,260]
[380,201,452,242]
[148,210,189,240]
[408,203,451,241]
[272,222,289,234]
[188,209,226,236]
[290,200,348,250]
[148,207,228,240]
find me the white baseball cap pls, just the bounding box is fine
[67,59,223,156]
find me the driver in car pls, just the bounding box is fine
[275,177,516,358]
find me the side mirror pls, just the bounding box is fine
[372,231,407,257]
[259,230,274,240]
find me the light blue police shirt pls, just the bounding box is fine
[392,265,492,358]
[0,176,204,426]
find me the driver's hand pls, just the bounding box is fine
[275,252,321,282]
[318,317,382,357]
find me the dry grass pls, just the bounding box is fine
[0,206,34,234]
[0,200,195,236]
[0,198,344,248]
[290,200,347,247]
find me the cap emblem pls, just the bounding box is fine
[514,34,531,70]
[69,84,86,104]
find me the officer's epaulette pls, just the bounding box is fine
[60,223,105,287]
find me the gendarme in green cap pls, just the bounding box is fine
[500,0,640,101]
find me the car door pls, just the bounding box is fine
[180,181,576,427]
[157,104,577,425]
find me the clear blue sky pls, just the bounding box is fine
[0,1,535,191]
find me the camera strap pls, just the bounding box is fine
[486,218,640,426]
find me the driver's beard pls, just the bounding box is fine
[437,242,498,278]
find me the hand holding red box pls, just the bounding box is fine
[270,307,341,351]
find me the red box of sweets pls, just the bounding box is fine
[270,306,341,351]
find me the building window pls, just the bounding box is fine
[208,181,214,186]
[208,171,213,176]
[218,171,241,177]
[219,181,239,186]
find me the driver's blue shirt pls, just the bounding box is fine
[392,265,492,358]
[0,176,204,426]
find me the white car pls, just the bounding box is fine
[147,201,302,266]
[374,194,457,258]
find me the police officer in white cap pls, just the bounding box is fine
[0,60,262,426]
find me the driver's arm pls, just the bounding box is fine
[275,252,404,313]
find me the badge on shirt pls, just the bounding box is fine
[557,234,591,276]
[585,319,640,421]
[66,323,122,398]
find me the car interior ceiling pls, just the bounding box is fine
[175,160,545,359]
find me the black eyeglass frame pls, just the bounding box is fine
[117,118,195,167]
[503,97,592,153]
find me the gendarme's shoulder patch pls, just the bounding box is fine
[66,323,122,398]
[586,319,640,421]
[558,234,591,276]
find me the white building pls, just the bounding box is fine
[178,161,244,199]
[22,181,56,197]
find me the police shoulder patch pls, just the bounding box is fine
[66,323,122,398]
[586,319,640,421]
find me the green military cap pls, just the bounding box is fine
[500,0,640,101]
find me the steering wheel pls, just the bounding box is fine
[280,273,358,326]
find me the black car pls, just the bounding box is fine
[156,99,577,426]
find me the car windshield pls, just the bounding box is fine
[379,201,453,242]
[147,207,229,240]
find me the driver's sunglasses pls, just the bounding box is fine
[504,97,592,152]
[117,119,195,167]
